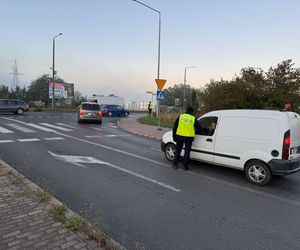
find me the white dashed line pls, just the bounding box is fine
[17,138,41,142]
[105,135,118,137]
[44,137,64,141]
[0,140,14,143]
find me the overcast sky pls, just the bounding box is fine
[0,0,299,103]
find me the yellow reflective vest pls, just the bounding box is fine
[176,114,195,137]
[149,102,153,109]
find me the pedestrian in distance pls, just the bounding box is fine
[172,106,199,171]
[148,101,153,116]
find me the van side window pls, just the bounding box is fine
[197,116,218,136]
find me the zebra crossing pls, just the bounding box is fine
[0,122,75,135]
[0,119,130,144]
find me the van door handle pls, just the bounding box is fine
[206,138,213,142]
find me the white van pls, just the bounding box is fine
[161,110,300,185]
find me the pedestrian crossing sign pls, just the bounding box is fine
[156,90,165,100]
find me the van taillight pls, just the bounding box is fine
[79,109,84,115]
[282,130,290,160]
[98,111,102,117]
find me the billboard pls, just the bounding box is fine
[49,81,74,99]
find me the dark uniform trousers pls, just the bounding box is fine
[173,136,193,167]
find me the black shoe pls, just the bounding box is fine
[172,164,178,169]
[183,166,189,171]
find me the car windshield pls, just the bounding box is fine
[81,103,100,111]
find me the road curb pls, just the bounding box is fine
[117,120,163,141]
[0,158,126,250]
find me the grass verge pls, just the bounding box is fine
[138,112,179,128]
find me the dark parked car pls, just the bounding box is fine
[0,99,29,115]
[100,104,129,117]
[78,102,103,124]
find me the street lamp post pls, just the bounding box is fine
[183,66,195,111]
[133,0,162,128]
[52,33,62,109]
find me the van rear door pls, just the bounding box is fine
[289,113,300,159]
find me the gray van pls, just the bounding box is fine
[0,99,29,115]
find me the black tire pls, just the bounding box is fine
[125,112,129,116]
[16,108,24,115]
[78,119,82,124]
[164,143,176,162]
[245,160,272,186]
[97,120,102,125]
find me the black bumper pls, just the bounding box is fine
[268,157,300,176]
[161,141,165,152]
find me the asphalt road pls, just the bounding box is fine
[0,112,299,250]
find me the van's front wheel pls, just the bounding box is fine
[245,160,271,186]
[165,143,176,162]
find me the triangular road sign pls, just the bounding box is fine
[155,79,167,91]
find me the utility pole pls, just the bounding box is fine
[9,60,22,91]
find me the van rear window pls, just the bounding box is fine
[82,103,100,110]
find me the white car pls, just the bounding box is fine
[161,109,300,185]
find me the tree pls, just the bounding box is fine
[27,74,65,106]
[199,60,300,112]
[161,84,197,109]
[0,85,9,98]
[265,59,300,109]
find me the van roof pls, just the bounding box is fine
[204,109,299,118]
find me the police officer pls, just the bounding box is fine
[172,106,199,170]
[148,101,153,115]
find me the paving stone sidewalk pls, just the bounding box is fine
[0,164,102,250]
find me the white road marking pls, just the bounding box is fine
[44,137,64,141]
[90,127,103,131]
[26,123,55,132]
[55,123,76,129]
[109,125,119,129]
[48,151,180,192]
[105,135,118,137]
[6,123,35,133]
[0,140,14,143]
[39,123,73,132]
[0,126,14,134]
[18,138,41,142]
[85,135,102,138]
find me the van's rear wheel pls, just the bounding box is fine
[245,160,271,186]
[165,143,176,162]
